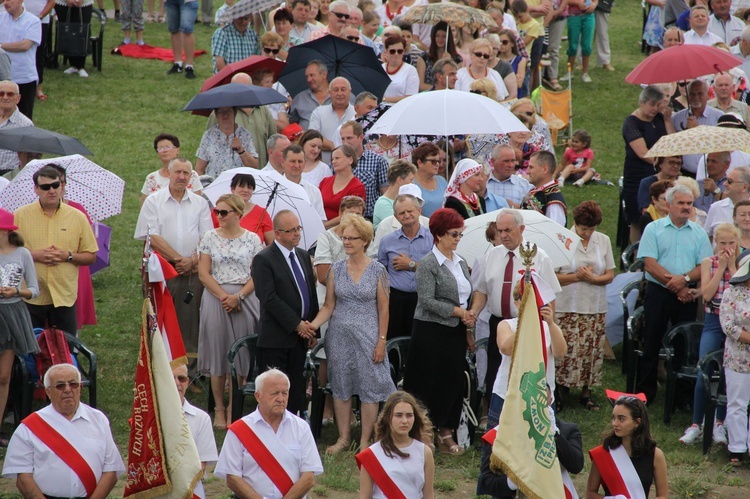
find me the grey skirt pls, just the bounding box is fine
[198,284,259,377]
[0,300,39,355]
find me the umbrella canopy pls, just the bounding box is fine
[183,83,287,114]
[200,55,286,92]
[279,35,392,99]
[202,168,324,249]
[0,126,93,156]
[367,90,528,136]
[456,210,581,269]
[90,222,112,275]
[0,154,125,221]
[644,125,750,157]
[625,45,743,85]
[218,0,279,23]
[403,3,496,30]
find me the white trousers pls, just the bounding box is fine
[546,18,566,81]
[594,11,611,66]
[725,368,750,453]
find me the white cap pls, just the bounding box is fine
[398,183,424,201]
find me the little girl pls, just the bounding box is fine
[558,129,596,187]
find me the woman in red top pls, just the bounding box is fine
[230,173,274,246]
[319,145,366,228]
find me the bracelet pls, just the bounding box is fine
[237,149,246,155]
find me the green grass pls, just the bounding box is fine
[0,1,748,497]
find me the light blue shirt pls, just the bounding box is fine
[378,225,433,292]
[415,175,448,217]
[671,106,724,174]
[484,191,510,212]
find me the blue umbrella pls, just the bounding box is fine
[279,34,391,100]
[183,83,287,114]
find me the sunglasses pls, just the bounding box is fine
[37,181,61,191]
[446,231,464,239]
[388,48,404,55]
[277,225,304,233]
[175,374,189,383]
[0,91,17,97]
[522,111,534,116]
[346,35,360,41]
[333,11,350,19]
[470,89,484,94]
[157,146,175,152]
[53,381,81,391]
[500,39,511,45]
[422,157,440,164]
[263,47,280,54]
[213,208,235,217]
[473,52,491,60]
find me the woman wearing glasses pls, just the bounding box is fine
[309,213,396,454]
[382,35,420,104]
[229,173,274,246]
[412,142,448,217]
[140,133,203,206]
[587,396,668,498]
[443,159,486,220]
[319,145,366,227]
[260,32,284,61]
[455,39,509,101]
[496,29,528,98]
[197,193,263,430]
[403,208,475,457]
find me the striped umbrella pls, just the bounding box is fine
[402,3,496,30]
[218,0,280,24]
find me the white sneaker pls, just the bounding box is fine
[713,422,727,445]
[63,67,79,75]
[573,179,585,187]
[679,424,703,445]
[582,73,592,83]
[78,69,89,78]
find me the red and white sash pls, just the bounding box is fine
[22,411,99,497]
[589,445,647,499]
[356,442,424,499]
[228,419,298,496]
[482,427,578,498]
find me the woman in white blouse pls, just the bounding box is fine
[382,35,420,104]
[455,38,509,101]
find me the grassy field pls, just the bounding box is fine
[0,1,747,497]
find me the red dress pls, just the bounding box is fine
[239,204,273,243]
[319,175,366,220]
[66,200,97,329]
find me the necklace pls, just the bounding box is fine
[468,66,487,80]
[386,61,404,75]
[377,136,398,150]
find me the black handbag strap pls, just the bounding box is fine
[63,6,84,23]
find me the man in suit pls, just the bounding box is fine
[252,210,319,415]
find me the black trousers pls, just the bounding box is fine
[54,4,93,69]
[386,288,418,339]
[635,282,697,403]
[257,337,308,415]
[27,303,78,336]
[486,314,506,398]
[17,81,36,121]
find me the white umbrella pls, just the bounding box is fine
[367,90,528,136]
[203,168,324,250]
[456,210,581,269]
[0,154,124,221]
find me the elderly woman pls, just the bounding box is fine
[456,38,509,101]
[196,107,259,177]
[382,35,420,104]
[622,85,674,243]
[495,29,527,98]
[230,173,274,246]
[734,200,750,251]
[639,180,674,234]
[310,214,396,453]
[373,160,418,229]
[637,156,683,213]
[510,98,554,153]
[140,133,203,205]
[299,129,331,187]
[320,145,366,227]
[719,250,750,465]
[197,194,263,429]
[554,201,615,412]
[412,142,448,217]
[403,208,474,456]
[443,159,486,219]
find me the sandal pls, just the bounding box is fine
[729,452,743,466]
[36,93,47,101]
[579,396,600,411]
[213,407,227,430]
[326,437,351,454]
[437,434,464,455]
[549,79,563,91]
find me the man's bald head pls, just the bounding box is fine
[231,73,253,85]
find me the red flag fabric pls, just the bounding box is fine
[148,253,187,367]
[111,44,207,62]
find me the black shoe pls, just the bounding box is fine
[167,63,183,75]
[185,66,195,79]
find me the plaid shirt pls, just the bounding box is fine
[353,150,388,218]
[0,108,33,172]
[707,255,732,315]
[486,172,532,207]
[211,24,260,73]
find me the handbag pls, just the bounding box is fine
[456,371,478,450]
[57,7,90,58]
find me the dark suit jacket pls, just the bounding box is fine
[252,243,320,349]
[479,419,584,498]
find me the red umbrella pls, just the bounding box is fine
[200,55,286,92]
[625,44,743,85]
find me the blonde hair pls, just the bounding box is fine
[470,78,499,101]
[470,37,492,53]
[339,213,374,249]
[714,222,740,244]
[216,193,245,214]
[674,176,700,200]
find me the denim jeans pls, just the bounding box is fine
[692,312,726,425]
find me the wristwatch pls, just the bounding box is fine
[238,292,246,301]
[408,260,416,270]
[67,251,73,263]
[684,274,691,283]
[713,187,722,196]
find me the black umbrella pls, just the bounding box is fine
[0,126,93,156]
[183,83,287,114]
[279,34,392,100]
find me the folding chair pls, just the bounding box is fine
[539,64,573,146]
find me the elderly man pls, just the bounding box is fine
[478,163,510,212]
[333,91,378,148]
[0,81,33,173]
[289,60,330,130]
[261,134,292,174]
[431,58,458,91]
[705,166,750,236]
[671,80,724,176]
[487,144,533,208]
[135,158,213,377]
[2,364,125,497]
[215,369,323,498]
[309,76,355,163]
[732,26,750,78]
[340,120,388,221]
[637,184,712,403]
[212,11,260,73]
[173,364,218,476]
[370,185,430,256]
[685,5,724,45]
[0,0,41,119]
[708,0,744,45]
[708,74,750,125]
[378,193,433,339]
[282,144,327,221]
[290,0,318,42]
[469,208,560,404]
[696,151,731,212]
[14,166,97,335]
[521,151,567,226]
[696,114,750,182]
[165,0,199,78]
[309,0,351,41]
[252,211,319,416]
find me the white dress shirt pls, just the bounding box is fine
[704,197,736,236]
[183,400,219,465]
[432,246,471,307]
[309,104,356,164]
[684,29,724,46]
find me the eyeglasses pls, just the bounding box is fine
[213,208,235,217]
[522,111,535,116]
[473,52,491,60]
[446,231,464,239]
[263,47,280,54]
[388,48,405,55]
[333,11,350,19]
[470,89,484,94]
[664,159,682,166]
[341,236,362,242]
[277,225,304,233]
[53,381,81,391]
[500,39,511,45]
[346,35,360,41]
[175,375,189,383]
[37,181,61,191]
[727,178,746,185]
[157,146,175,152]
[422,157,440,164]
[0,91,17,97]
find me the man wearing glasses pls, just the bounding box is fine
[705,165,750,237]
[309,0,351,41]
[14,166,98,336]
[0,80,33,174]
[252,210,319,416]
[212,10,260,73]
[3,364,125,497]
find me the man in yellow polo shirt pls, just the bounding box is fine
[14,165,98,335]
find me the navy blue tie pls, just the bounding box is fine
[289,252,310,318]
